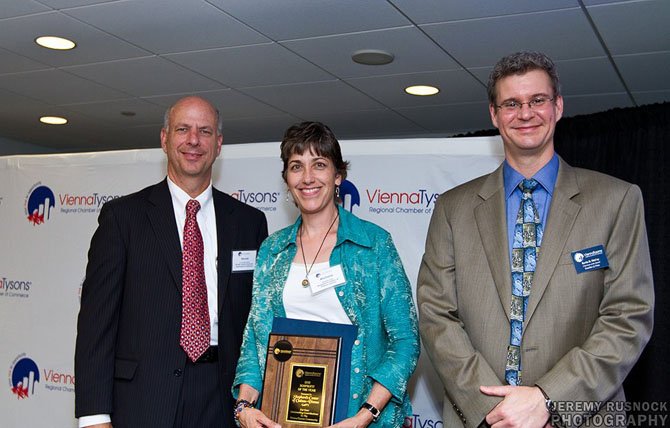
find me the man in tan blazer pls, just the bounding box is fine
[417,52,654,428]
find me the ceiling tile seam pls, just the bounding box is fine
[285,106,432,134]
[0,57,53,77]
[73,52,232,94]
[206,85,308,121]
[204,0,417,44]
[57,8,157,55]
[206,0,416,44]
[228,83,404,123]
[612,49,670,59]
[385,1,488,93]
[202,2,410,91]
[343,67,481,82]
[273,25,416,44]
[260,41,433,132]
[0,9,57,23]
[56,96,145,107]
[0,79,65,106]
[579,0,637,106]
[220,112,302,123]
[158,47,340,91]
[160,41,277,56]
[396,100,489,111]
[57,0,272,54]
[318,82,433,133]
[136,89,271,118]
[202,0,277,41]
[53,66,148,99]
[416,6,583,27]
[392,5,580,25]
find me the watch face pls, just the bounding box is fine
[546,399,556,412]
[362,402,380,420]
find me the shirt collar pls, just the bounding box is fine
[503,153,559,199]
[270,205,372,255]
[166,176,213,212]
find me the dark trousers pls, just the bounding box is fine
[173,358,225,428]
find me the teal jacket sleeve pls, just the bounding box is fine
[367,232,420,403]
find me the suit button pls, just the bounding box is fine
[173,369,183,377]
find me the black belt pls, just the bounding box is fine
[194,346,218,363]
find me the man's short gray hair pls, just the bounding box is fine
[487,51,561,105]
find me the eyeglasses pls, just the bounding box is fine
[495,96,555,113]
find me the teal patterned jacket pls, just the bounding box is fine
[233,205,420,426]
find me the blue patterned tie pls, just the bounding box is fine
[505,179,543,386]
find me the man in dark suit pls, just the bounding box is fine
[418,52,654,427]
[75,96,268,428]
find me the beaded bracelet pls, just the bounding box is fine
[233,399,255,427]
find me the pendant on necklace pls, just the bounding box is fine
[302,278,310,287]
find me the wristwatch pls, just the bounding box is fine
[360,402,380,422]
[537,386,563,427]
[541,390,555,412]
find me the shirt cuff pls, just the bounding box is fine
[79,414,111,427]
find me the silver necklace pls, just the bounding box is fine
[298,211,339,287]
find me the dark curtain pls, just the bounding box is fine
[459,102,669,403]
[553,102,669,404]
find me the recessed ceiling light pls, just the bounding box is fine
[35,36,76,50]
[351,49,394,65]
[405,85,440,96]
[40,116,68,125]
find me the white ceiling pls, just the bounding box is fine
[0,0,668,153]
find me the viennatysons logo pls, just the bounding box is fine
[25,182,122,224]
[0,276,32,299]
[404,414,443,427]
[8,354,75,398]
[341,179,440,216]
[25,183,55,225]
[9,355,39,399]
[338,179,359,213]
[230,189,280,213]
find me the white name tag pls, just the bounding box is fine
[309,264,346,294]
[232,250,257,272]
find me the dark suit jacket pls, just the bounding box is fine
[75,179,268,427]
[418,157,654,427]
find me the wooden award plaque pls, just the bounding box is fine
[261,333,342,427]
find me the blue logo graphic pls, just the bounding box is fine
[10,356,40,399]
[339,180,360,212]
[26,184,55,225]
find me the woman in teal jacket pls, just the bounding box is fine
[233,122,419,427]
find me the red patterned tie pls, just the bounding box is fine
[180,199,210,362]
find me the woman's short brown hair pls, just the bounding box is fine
[280,121,349,182]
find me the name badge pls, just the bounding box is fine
[571,245,609,273]
[232,250,257,272]
[309,265,346,294]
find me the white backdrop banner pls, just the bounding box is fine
[0,137,504,428]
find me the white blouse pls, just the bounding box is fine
[282,262,352,325]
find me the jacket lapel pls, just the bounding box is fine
[214,189,237,314]
[524,158,581,324]
[474,165,513,320]
[147,179,182,291]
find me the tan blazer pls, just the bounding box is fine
[417,157,654,427]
